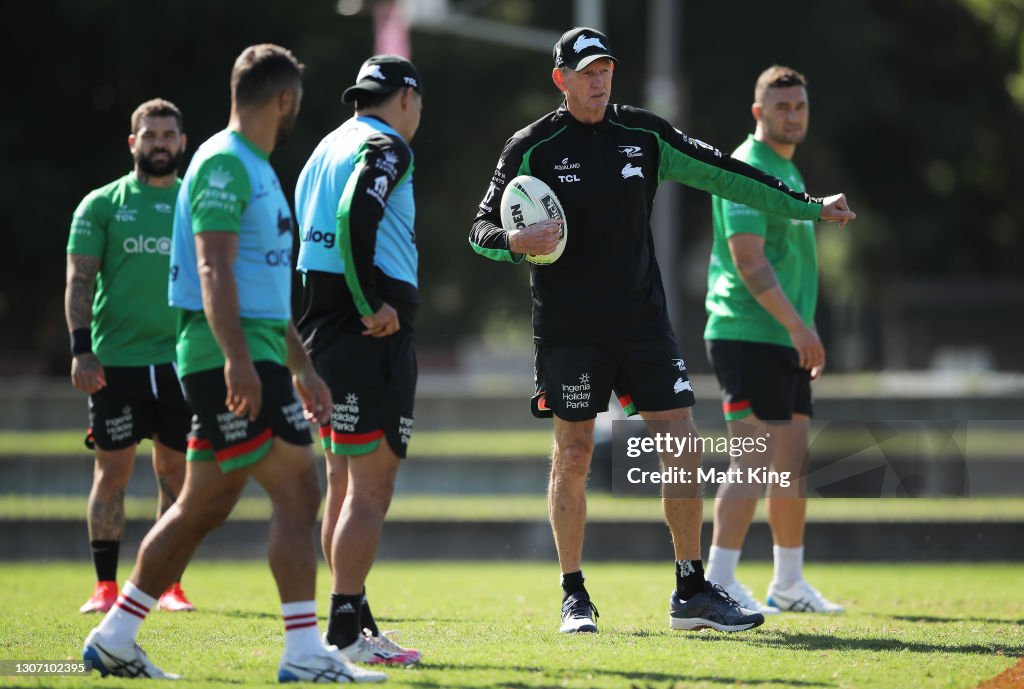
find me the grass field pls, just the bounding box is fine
[0,562,1021,688]
[4,494,1024,522]
[3,426,1023,457]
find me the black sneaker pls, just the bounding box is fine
[559,591,599,633]
[669,582,765,632]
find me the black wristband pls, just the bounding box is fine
[70,328,92,356]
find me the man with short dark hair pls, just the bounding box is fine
[295,54,423,666]
[82,44,386,683]
[469,29,855,634]
[703,65,844,615]
[66,97,195,616]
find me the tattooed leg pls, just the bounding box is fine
[152,438,186,520]
[87,447,136,541]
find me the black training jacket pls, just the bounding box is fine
[469,103,823,344]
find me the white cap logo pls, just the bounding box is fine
[358,64,387,81]
[573,34,606,53]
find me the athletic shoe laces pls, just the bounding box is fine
[562,595,599,620]
[708,583,743,609]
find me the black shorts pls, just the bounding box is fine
[309,329,416,459]
[705,339,813,421]
[87,364,191,453]
[533,337,696,422]
[181,361,312,473]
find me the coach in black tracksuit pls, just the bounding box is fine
[469,27,856,634]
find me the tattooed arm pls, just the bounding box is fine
[65,253,106,393]
[728,233,824,377]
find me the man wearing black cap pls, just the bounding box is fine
[469,27,856,634]
[295,54,423,665]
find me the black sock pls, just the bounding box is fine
[560,570,586,601]
[327,593,363,649]
[360,589,380,637]
[675,559,706,599]
[90,540,119,582]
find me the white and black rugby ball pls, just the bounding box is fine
[499,175,568,265]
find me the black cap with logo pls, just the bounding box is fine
[342,55,422,104]
[553,27,617,71]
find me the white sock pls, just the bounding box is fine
[772,545,805,589]
[282,601,322,658]
[95,581,157,645]
[705,546,742,585]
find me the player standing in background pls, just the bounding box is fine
[65,98,195,615]
[704,65,844,614]
[82,44,385,683]
[295,54,423,666]
[469,28,855,634]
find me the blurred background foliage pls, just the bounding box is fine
[1,0,1021,374]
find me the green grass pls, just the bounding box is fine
[3,494,1024,522]
[0,430,555,457]
[0,562,1020,688]
[3,426,1024,457]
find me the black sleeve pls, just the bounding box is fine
[336,132,413,316]
[468,135,528,263]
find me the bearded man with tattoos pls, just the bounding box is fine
[65,98,195,615]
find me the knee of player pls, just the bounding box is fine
[94,458,134,489]
[346,492,392,523]
[151,445,186,474]
[552,441,594,479]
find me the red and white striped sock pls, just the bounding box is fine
[282,600,322,658]
[95,581,157,646]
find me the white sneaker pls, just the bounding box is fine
[559,591,599,633]
[717,580,780,615]
[278,644,387,683]
[334,631,417,666]
[369,630,422,665]
[82,628,180,680]
[766,579,845,614]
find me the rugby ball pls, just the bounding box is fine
[499,175,568,265]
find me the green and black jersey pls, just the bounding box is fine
[67,173,180,366]
[469,104,823,344]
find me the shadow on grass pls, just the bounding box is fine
[377,617,465,624]
[218,609,278,620]
[676,629,1024,657]
[399,664,831,688]
[887,614,1024,625]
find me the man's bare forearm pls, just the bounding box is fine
[738,261,804,331]
[199,261,251,364]
[65,254,100,331]
[285,322,313,374]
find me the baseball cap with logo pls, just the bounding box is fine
[342,54,422,104]
[553,27,617,71]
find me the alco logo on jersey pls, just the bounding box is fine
[123,236,171,255]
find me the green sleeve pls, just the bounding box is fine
[611,107,820,221]
[190,153,251,234]
[659,138,820,222]
[720,198,768,238]
[66,190,110,257]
